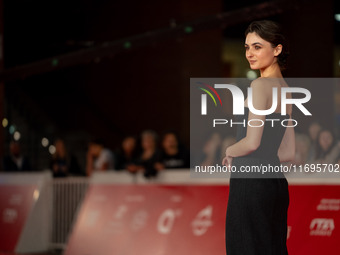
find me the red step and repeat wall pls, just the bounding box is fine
[65,184,340,255]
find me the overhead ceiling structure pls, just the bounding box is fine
[0,0,312,83]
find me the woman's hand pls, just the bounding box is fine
[222,147,233,168]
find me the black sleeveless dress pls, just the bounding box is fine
[225,107,290,255]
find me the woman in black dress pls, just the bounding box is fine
[223,20,296,255]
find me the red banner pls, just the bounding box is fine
[65,184,340,255]
[287,185,339,254]
[0,185,36,252]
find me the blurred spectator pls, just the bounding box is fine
[127,130,161,178]
[306,121,322,163]
[115,135,138,170]
[3,141,31,171]
[292,133,311,166]
[156,131,190,170]
[86,138,114,176]
[50,139,82,177]
[306,129,340,165]
[201,132,222,166]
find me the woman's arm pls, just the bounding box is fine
[226,79,269,158]
[278,118,295,163]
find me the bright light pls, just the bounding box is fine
[246,70,258,80]
[335,14,340,22]
[49,145,56,154]
[9,125,16,135]
[13,131,21,141]
[2,118,8,128]
[41,138,49,147]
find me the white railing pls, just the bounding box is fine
[50,177,89,249]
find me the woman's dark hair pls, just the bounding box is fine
[245,20,290,70]
[162,130,180,143]
[141,129,159,144]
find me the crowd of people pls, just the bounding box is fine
[2,130,190,178]
[196,121,340,173]
[295,122,340,166]
[2,122,340,178]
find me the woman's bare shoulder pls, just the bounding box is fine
[249,78,275,94]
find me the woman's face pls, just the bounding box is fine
[162,134,178,150]
[122,137,136,153]
[245,32,281,70]
[319,131,333,152]
[142,134,156,150]
[55,140,66,156]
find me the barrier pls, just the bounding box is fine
[0,172,89,253]
[51,177,89,249]
[64,170,340,255]
[1,170,340,254]
[0,172,52,253]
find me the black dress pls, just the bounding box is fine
[225,107,290,255]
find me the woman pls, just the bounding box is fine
[223,20,295,255]
[115,135,139,170]
[127,130,162,178]
[306,129,340,165]
[50,138,81,177]
[306,121,322,162]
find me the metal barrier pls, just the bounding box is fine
[48,170,340,250]
[50,177,89,249]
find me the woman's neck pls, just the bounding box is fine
[165,147,178,156]
[260,62,283,78]
[142,148,155,159]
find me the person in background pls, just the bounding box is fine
[200,132,222,167]
[3,141,31,171]
[86,138,114,176]
[292,132,311,166]
[127,130,161,178]
[306,121,322,162]
[156,131,189,170]
[115,135,138,170]
[50,138,81,177]
[306,129,340,165]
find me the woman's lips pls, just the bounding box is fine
[249,60,257,64]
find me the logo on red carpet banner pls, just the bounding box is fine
[157,209,182,234]
[2,208,18,223]
[317,198,340,211]
[191,205,214,236]
[310,218,335,236]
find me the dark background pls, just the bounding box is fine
[1,0,339,170]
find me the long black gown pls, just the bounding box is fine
[225,106,290,255]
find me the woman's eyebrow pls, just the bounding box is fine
[244,42,263,46]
